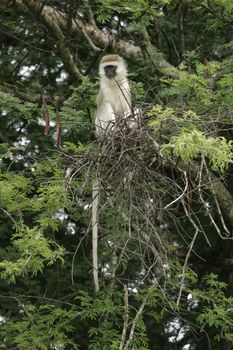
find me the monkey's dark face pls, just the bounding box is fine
[104,65,117,79]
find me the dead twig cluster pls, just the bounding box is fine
[63,116,233,303]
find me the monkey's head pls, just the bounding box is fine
[99,54,127,81]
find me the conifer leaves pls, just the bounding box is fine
[149,106,233,172]
[194,274,233,342]
[0,160,70,283]
[169,129,232,172]
[1,304,78,349]
[0,226,64,283]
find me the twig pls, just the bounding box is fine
[71,223,91,286]
[197,157,222,239]
[176,199,200,307]
[42,95,50,136]
[123,300,147,350]
[1,208,17,225]
[164,170,188,209]
[203,159,231,237]
[75,18,102,52]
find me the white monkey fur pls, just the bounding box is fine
[95,55,132,135]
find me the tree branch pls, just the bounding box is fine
[21,0,82,83]
[123,300,147,350]
[0,87,63,105]
[11,0,176,75]
[82,0,96,27]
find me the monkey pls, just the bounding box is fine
[95,54,132,135]
[92,55,142,292]
[92,54,132,292]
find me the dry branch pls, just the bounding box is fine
[63,116,233,298]
[123,299,147,350]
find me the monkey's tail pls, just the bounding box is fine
[92,178,100,293]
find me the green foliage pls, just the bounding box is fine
[77,288,123,320]
[164,128,233,172]
[0,174,32,215]
[76,287,151,349]
[76,289,123,349]
[216,72,233,105]
[63,141,90,155]
[161,67,215,109]
[35,183,71,230]
[0,304,78,349]
[0,225,65,283]
[129,80,145,101]
[212,0,233,11]
[61,77,97,120]
[193,274,233,342]
[148,105,233,172]
[148,105,200,134]
[59,77,97,140]
[148,105,175,126]
[95,0,170,23]
[0,93,39,123]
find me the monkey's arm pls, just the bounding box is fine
[96,90,103,108]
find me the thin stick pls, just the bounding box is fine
[176,199,200,307]
[123,300,147,350]
[164,171,188,209]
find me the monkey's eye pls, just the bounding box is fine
[104,65,117,79]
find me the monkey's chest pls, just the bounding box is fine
[104,87,131,116]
